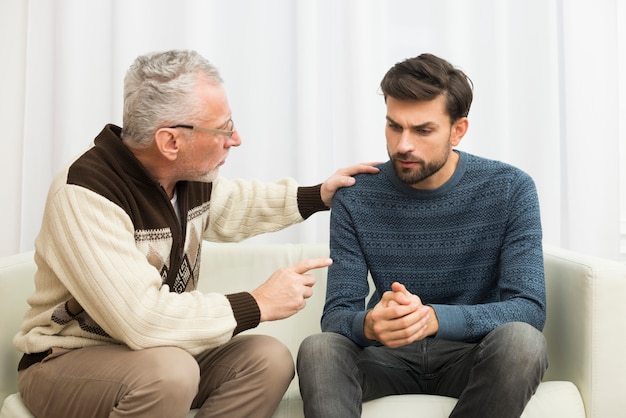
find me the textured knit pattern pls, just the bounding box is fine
[322,152,545,346]
[14,124,326,356]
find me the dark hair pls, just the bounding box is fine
[380,53,473,123]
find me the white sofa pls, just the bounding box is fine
[1,242,625,418]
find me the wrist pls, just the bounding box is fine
[363,310,376,341]
[426,305,439,337]
[297,185,328,219]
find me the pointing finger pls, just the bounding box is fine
[290,258,333,275]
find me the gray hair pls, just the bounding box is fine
[122,50,223,147]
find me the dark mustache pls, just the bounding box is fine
[391,153,424,163]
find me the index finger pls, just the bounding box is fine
[290,257,333,274]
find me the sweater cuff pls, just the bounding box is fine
[226,292,261,336]
[297,185,329,219]
[351,310,379,347]
[429,304,464,341]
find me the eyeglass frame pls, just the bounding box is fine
[169,119,235,138]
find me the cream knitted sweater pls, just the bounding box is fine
[14,124,327,357]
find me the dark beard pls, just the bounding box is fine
[390,151,448,186]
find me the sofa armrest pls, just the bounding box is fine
[542,244,626,418]
[0,252,36,402]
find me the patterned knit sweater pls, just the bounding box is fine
[14,124,327,358]
[322,151,545,346]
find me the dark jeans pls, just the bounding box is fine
[297,322,548,418]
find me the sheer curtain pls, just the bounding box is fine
[1,0,624,261]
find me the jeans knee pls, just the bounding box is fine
[482,322,548,374]
[298,333,348,365]
[298,334,325,361]
[297,333,360,380]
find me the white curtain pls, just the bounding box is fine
[1,0,624,261]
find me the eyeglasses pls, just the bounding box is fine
[169,118,235,138]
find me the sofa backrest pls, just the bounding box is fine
[197,242,331,353]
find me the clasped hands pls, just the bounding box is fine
[364,282,439,348]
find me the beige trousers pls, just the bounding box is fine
[17,334,294,418]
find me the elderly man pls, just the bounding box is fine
[14,49,378,418]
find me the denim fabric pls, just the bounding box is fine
[297,322,547,418]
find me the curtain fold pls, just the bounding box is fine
[1,0,624,260]
[557,0,622,259]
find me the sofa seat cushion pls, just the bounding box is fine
[362,381,584,418]
[186,381,585,418]
[3,381,583,418]
[0,393,33,418]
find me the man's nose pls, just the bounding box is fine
[227,130,242,147]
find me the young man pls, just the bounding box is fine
[297,53,547,418]
[13,49,378,418]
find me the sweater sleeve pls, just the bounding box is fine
[430,171,546,341]
[297,184,329,219]
[321,187,376,346]
[14,180,239,355]
[204,177,326,243]
[226,292,261,335]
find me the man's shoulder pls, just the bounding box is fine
[463,152,533,181]
[336,162,389,197]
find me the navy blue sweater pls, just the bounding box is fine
[322,151,545,346]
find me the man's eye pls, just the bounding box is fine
[416,129,432,135]
[388,123,402,131]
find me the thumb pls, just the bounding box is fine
[391,282,413,305]
[391,282,409,294]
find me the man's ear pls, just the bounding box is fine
[450,117,469,146]
[154,128,180,161]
